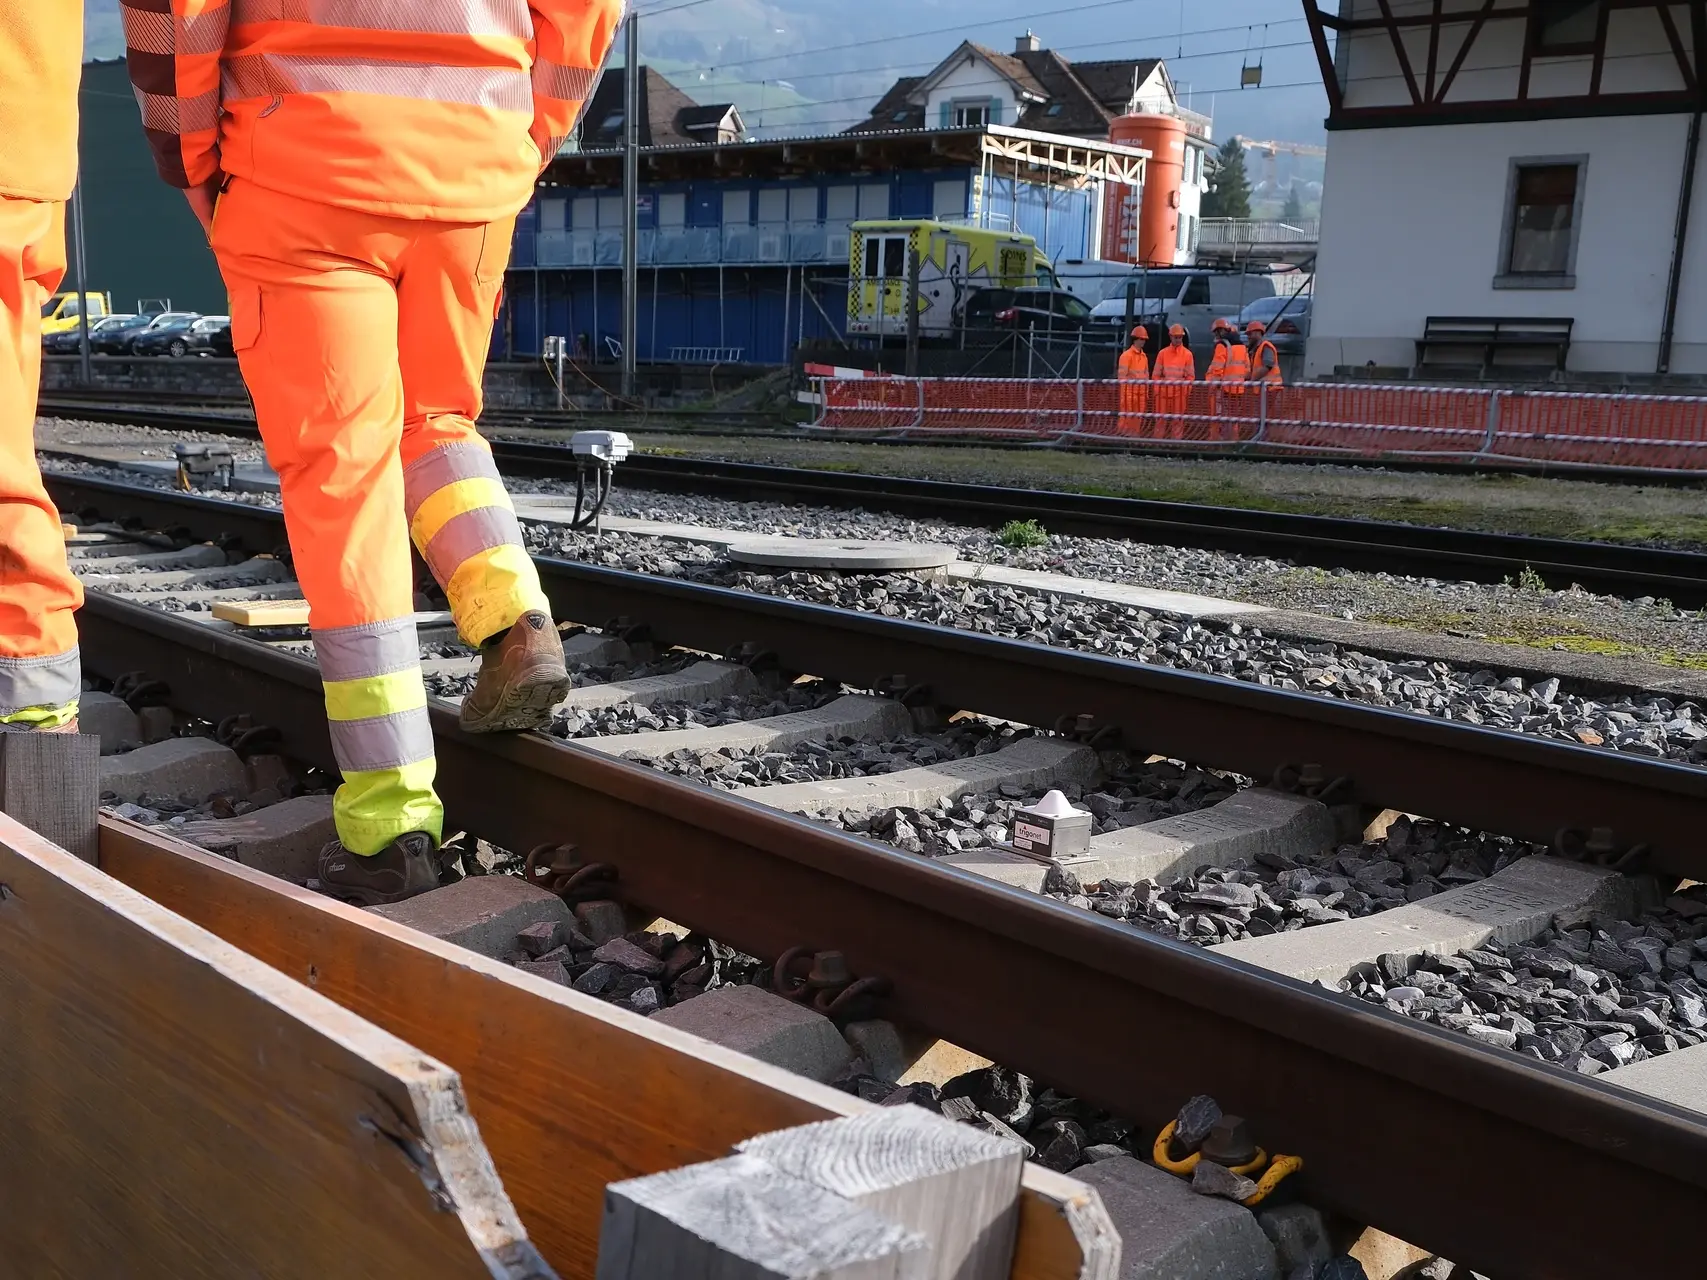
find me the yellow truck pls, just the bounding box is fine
[40,291,112,336]
[848,220,1052,340]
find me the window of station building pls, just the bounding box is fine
[953,100,990,128]
[1530,0,1601,56]
[1497,159,1585,286]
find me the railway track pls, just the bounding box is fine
[40,397,1707,605]
[39,468,1707,1277]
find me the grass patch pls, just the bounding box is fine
[998,519,1049,549]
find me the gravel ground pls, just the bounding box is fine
[1059,814,1541,947]
[547,681,836,739]
[1343,885,1707,1075]
[512,481,1707,669]
[423,648,699,700]
[48,455,1707,764]
[37,416,266,462]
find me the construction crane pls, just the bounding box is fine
[1231,136,1328,195]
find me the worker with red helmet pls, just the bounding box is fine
[1247,320,1284,388]
[1151,324,1196,440]
[1116,325,1150,436]
[1222,321,1252,395]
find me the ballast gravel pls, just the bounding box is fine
[1343,886,1707,1073]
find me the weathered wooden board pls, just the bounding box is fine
[0,811,550,1279]
[100,819,1116,1280]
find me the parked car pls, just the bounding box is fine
[42,313,137,354]
[127,311,204,356]
[87,312,156,354]
[187,315,233,356]
[1088,269,1278,353]
[962,287,1097,344]
[1235,292,1313,356]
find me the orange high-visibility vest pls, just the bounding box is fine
[1153,344,1196,382]
[0,7,82,201]
[125,0,622,221]
[1205,340,1229,383]
[1117,345,1149,419]
[1223,342,1251,392]
[1251,338,1283,386]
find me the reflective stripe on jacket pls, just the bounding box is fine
[1223,343,1251,391]
[1205,341,1228,383]
[1153,345,1195,381]
[0,7,83,200]
[122,0,623,220]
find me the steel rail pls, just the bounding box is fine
[39,398,1707,602]
[45,472,1707,879]
[70,587,1707,1279]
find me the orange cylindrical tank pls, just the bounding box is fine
[1110,113,1186,267]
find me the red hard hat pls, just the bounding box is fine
[1168,324,1186,338]
[1211,317,1232,332]
[1246,320,1267,335]
[1130,325,1149,341]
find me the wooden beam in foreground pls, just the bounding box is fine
[0,811,550,1280]
[100,819,1119,1280]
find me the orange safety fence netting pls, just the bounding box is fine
[811,376,1707,473]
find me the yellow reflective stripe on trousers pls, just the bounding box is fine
[0,648,82,719]
[323,668,427,722]
[0,700,79,730]
[408,475,513,549]
[445,544,550,649]
[335,758,444,856]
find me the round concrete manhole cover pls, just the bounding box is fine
[724,537,957,572]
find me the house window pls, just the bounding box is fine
[953,100,990,127]
[1531,0,1600,55]
[1497,159,1585,287]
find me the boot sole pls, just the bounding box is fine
[458,666,572,734]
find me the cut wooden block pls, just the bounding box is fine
[597,1154,929,1279]
[0,811,550,1279]
[213,597,311,627]
[737,1107,1026,1280]
[98,819,1117,1280]
[0,732,98,863]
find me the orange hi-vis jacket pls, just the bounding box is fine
[122,0,623,221]
[1205,339,1229,383]
[1251,338,1283,386]
[0,6,83,200]
[1153,343,1196,383]
[1222,341,1251,392]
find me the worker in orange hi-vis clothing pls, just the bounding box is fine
[1116,325,1150,435]
[1151,324,1196,440]
[126,0,622,906]
[0,7,86,738]
[1205,317,1234,384]
[1247,320,1284,388]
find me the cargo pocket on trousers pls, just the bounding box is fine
[230,283,263,354]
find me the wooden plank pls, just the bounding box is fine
[212,597,311,627]
[597,1154,929,1279]
[0,811,550,1279]
[99,819,1115,1280]
[0,732,98,863]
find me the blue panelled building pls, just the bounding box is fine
[500,79,1148,365]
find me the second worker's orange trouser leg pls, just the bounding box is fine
[211,179,441,855]
[0,196,81,726]
[395,214,549,649]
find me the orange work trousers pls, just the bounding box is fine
[211,178,550,854]
[0,196,82,724]
[1117,379,1148,437]
[1151,382,1190,440]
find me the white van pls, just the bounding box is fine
[1087,269,1278,354]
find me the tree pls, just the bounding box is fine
[1201,138,1251,220]
[1282,184,1304,223]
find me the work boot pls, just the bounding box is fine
[458,611,570,733]
[316,831,441,906]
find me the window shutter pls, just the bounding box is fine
[939,102,952,128]
[988,97,1002,125]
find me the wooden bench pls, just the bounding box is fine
[1415,315,1573,376]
